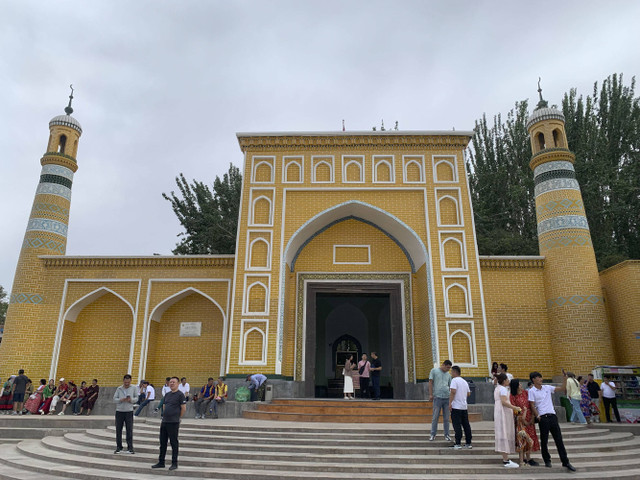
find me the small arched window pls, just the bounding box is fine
[537,132,545,151]
[58,135,67,154]
[552,129,563,147]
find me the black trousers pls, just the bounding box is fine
[450,408,472,445]
[359,377,370,398]
[539,414,569,466]
[603,397,621,422]
[115,411,133,450]
[158,422,180,466]
[371,375,380,399]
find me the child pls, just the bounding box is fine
[515,408,534,467]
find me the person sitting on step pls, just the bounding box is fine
[194,378,215,419]
[211,377,228,418]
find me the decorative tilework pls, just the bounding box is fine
[294,273,414,382]
[537,198,584,215]
[537,215,589,235]
[41,164,74,181]
[9,293,44,304]
[39,174,72,189]
[36,183,72,201]
[546,295,604,309]
[31,203,70,217]
[26,218,68,236]
[22,236,66,253]
[539,234,593,251]
[534,169,576,186]
[533,160,574,177]
[535,178,581,197]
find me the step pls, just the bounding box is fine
[255,404,436,415]
[243,411,484,423]
[271,399,433,407]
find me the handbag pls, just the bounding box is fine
[359,362,366,375]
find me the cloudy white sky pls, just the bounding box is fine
[1,1,639,291]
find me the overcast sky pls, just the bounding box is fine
[1,1,639,291]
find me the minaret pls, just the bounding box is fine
[527,81,614,372]
[1,87,82,375]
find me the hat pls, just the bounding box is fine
[59,378,65,382]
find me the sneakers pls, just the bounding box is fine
[128,449,135,455]
[58,411,64,416]
[544,461,553,468]
[527,459,539,466]
[463,444,473,449]
[195,413,201,419]
[449,444,462,450]
[503,460,519,468]
[444,434,452,442]
[114,448,123,454]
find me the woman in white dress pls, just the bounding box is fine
[343,355,356,399]
[494,373,521,468]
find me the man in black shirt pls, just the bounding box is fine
[587,374,601,400]
[12,369,31,415]
[370,352,382,400]
[151,377,186,471]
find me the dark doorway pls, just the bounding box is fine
[304,283,406,399]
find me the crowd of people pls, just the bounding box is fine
[0,371,100,416]
[342,352,382,399]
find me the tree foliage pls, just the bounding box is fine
[163,163,242,254]
[0,285,8,328]
[468,73,640,269]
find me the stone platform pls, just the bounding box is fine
[1,416,640,479]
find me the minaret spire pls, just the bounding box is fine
[64,84,75,115]
[536,77,548,109]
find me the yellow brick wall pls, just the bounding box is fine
[600,261,640,365]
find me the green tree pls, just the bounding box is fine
[0,285,8,328]
[466,100,538,255]
[163,163,242,254]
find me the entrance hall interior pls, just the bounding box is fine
[314,293,392,398]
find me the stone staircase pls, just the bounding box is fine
[1,416,640,479]
[242,398,483,423]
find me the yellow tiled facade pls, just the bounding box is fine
[1,103,637,394]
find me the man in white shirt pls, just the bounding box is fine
[134,381,155,417]
[528,371,576,472]
[178,378,190,402]
[448,365,472,449]
[601,375,621,422]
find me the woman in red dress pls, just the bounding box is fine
[510,379,540,465]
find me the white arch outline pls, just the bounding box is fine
[252,159,274,183]
[403,159,424,183]
[241,326,267,364]
[441,237,466,270]
[141,287,227,378]
[448,328,474,366]
[244,281,269,314]
[63,287,134,322]
[373,159,394,183]
[434,158,458,182]
[437,195,462,226]
[251,195,273,226]
[247,237,271,270]
[312,160,334,183]
[343,159,364,183]
[444,282,470,317]
[284,159,303,183]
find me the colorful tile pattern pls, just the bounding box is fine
[41,164,74,181]
[546,295,604,309]
[35,183,72,201]
[26,218,69,236]
[537,215,589,235]
[535,178,580,197]
[22,236,66,254]
[9,293,44,304]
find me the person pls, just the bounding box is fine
[58,380,78,415]
[178,378,190,401]
[152,376,186,471]
[577,376,593,424]
[357,354,371,399]
[135,381,155,417]
[448,365,472,449]
[246,374,268,401]
[113,374,138,454]
[565,372,587,424]
[1,376,15,414]
[343,355,356,399]
[429,359,452,441]
[586,374,601,422]
[48,378,68,414]
[369,352,382,400]
[211,377,228,418]
[493,363,513,384]
[509,379,539,466]
[528,371,576,472]
[153,377,171,415]
[81,379,100,415]
[38,379,56,415]
[72,381,87,415]
[11,369,31,415]
[494,373,520,468]
[490,362,499,382]
[601,375,621,423]
[24,379,47,414]
[195,377,215,419]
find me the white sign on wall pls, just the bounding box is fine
[179,322,202,337]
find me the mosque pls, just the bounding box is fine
[1,90,638,397]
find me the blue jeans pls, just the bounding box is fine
[134,399,152,416]
[569,398,587,424]
[71,397,84,414]
[370,375,380,399]
[431,396,450,436]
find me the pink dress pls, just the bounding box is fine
[494,385,516,454]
